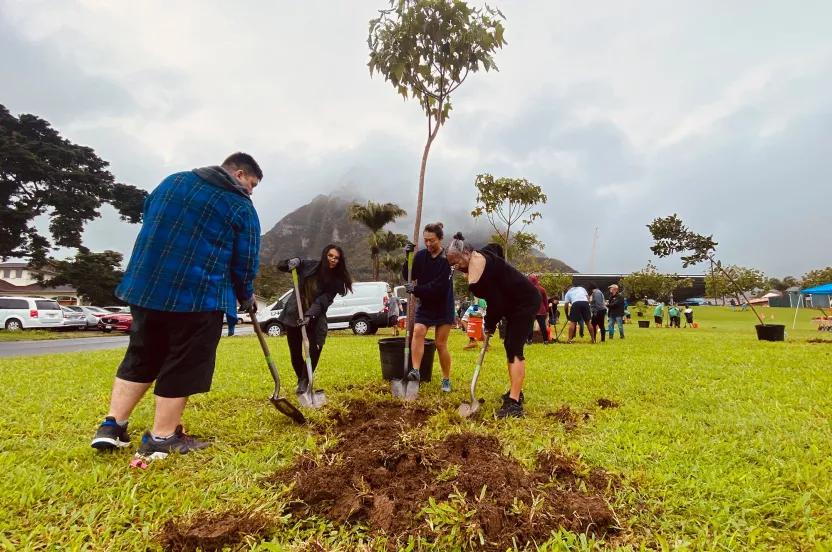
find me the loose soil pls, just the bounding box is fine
[806,338,832,344]
[267,400,617,550]
[157,512,269,552]
[596,398,621,409]
[546,405,591,430]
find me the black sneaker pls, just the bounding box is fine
[91,416,130,450]
[500,391,525,405]
[406,369,420,382]
[134,425,210,461]
[496,397,525,419]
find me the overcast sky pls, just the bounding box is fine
[2,0,830,276]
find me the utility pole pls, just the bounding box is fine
[589,227,599,274]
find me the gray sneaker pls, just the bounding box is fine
[91,416,130,450]
[441,378,451,393]
[133,425,210,461]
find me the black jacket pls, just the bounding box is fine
[276,258,348,345]
[607,293,625,317]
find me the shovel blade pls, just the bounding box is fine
[270,396,306,424]
[458,399,482,419]
[404,379,419,402]
[297,390,327,410]
[390,379,406,398]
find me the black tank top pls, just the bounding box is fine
[468,250,541,321]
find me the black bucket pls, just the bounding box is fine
[379,337,435,382]
[638,320,650,328]
[756,324,785,342]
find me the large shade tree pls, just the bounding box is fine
[0,104,147,265]
[368,0,506,244]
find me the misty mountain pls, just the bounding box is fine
[259,191,576,280]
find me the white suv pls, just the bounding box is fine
[0,297,65,331]
[256,282,391,337]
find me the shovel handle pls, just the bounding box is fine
[251,305,281,396]
[403,250,414,375]
[469,334,491,405]
[291,268,316,392]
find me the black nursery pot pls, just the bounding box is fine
[378,337,435,382]
[638,320,650,328]
[755,324,785,342]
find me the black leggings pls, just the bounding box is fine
[591,309,607,342]
[504,309,537,362]
[286,325,322,382]
[527,315,548,342]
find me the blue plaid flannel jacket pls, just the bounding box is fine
[116,169,260,313]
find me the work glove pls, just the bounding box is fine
[404,242,415,254]
[404,282,416,294]
[287,257,301,270]
[298,315,312,327]
[240,296,255,314]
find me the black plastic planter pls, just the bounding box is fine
[379,337,435,382]
[755,324,785,342]
[638,320,650,328]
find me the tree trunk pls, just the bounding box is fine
[408,127,438,327]
[504,225,511,263]
[710,255,765,326]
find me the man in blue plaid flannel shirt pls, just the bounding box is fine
[91,152,262,461]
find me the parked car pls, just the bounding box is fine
[102,306,129,313]
[237,310,252,324]
[679,298,711,306]
[63,305,109,329]
[0,296,64,331]
[98,307,133,333]
[256,282,391,337]
[61,306,87,329]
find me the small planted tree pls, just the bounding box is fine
[347,201,407,281]
[471,174,547,262]
[368,0,506,243]
[538,271,573,300]
[706,265,766,304]
[647,214,769,327]
[620,261,692,303]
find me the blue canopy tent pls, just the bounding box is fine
[792,282,832,329]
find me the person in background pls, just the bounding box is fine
[462,296,491,351]
[654,302,664,327]
[564,284,594,344]
[386,289,401,336]
[684,307,694,327]
[527,275,549,345]
[606,284,625,339]
[226,313,238,337]
[91,152,262,460]
[588,282,607,343]
[225,286,238,337]
[446,233,541,418]
[669,304,681,328]
[278,245,354,393]
[548,295,560,326]
[403,222,455,393]
[624,307,632,323]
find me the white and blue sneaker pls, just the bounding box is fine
[441,379,451,393]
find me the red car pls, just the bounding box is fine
[98,307,133,333]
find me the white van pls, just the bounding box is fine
[0,296,64,331]
[256,282,390,337]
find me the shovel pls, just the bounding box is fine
[552,321,569,343]
[391,250,418,400]
[292,268,327,410]
[250,305,305,424]
[458,334,491,418]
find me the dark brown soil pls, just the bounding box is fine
[157,512,269,552]
[546,405,591,430]
[806,338,832,344]
[267,400,617,550]
[596,398,621,409]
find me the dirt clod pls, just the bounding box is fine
[546,405,591,430]
[268,401,617,550]
[158,512,268,552]
[596,398,621,409]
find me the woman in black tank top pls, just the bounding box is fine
[446,233,541,419]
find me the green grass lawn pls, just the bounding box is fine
[1,307,830,551]
[0,329,119,342]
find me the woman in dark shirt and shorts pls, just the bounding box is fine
[445,232,541,418]
[402,222,456,393]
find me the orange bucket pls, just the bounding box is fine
[466,317,484,341]
[398,317,406,329]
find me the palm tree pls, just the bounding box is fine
[377,230,408,255]
[381,254,406,285]
[347,201,407,280]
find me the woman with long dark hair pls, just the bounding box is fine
[445,232,541,419]
[277,244,353,393]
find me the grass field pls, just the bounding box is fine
[0,329,120,342]
[1,307,831,551]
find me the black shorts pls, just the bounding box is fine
[388,315,399,327]
[116,306,224,398]
[503,307,538,363]
[567,301,591,323]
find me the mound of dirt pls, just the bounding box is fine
[596,398,620,409]
[158,512,268,552]
[546,405,591,430]
[806,338,832,344]
[268,401,617,550]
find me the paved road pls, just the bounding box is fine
[0,326,254,358]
